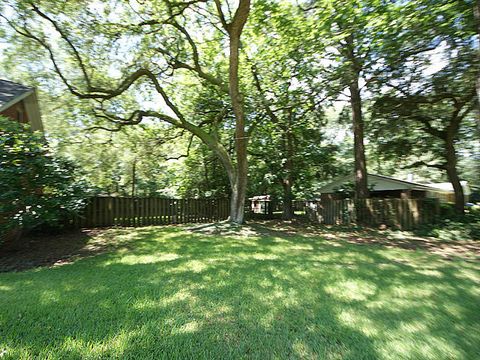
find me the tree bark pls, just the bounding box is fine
[344,32,369,199]
[445,135,465,215]
[228,31,248,224]
[282,181,294,220]
[349,79,369,199]
[282,120,295,220]
[474,0,480,136]
[474,0,480,102]
[131,158,136,198]
[223,0,251,224]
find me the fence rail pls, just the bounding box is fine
[305,198,440,230]
[76,197,230,228]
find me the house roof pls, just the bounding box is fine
[368,173,434,190]
[249,195,272,201]
[0,79,34,112]
[318,173,452,193]
[427,181,471,195]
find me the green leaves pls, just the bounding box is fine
[0,0,478,205]
[0,117,90,238]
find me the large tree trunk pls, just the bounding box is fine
[474,0,480,136]
[282,121,295,220]
[349,79,369,199]
[225,0,251,224]
[474,1,480,104]
[445,137,465,215]
[344,32,369,199]
[131,158,136,197]
[282,181,294,220]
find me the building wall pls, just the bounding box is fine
[370,189,427,199]
[427,191,469,204]
[23,91,43,132]
[0,100,30,125]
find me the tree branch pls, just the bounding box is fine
[251,64,281,125]
[214,0,229,30]
[29,3,92,89]
[402,160,447,171]
[412,115,446,140]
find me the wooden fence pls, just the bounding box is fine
[305,198,440,230]
[76,197,230,228]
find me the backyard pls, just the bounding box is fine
[1,222,479,359]
[1,1,479,359]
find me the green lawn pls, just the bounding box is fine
[0,224,479,359]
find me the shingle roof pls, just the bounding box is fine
[0,79,33,109]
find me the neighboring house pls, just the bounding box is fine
[0,79,43,132]
[249,195,273,214]
[426,182,471,203]
[317,173,470,203]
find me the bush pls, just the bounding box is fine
[413,205,480,241]
[439,202,458,219]
[0,117,89,243]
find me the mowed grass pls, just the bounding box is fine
[0,224,479,359]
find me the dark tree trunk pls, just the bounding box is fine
[131,158,136,198]
[282,181,294,220]
[474,0,480,136]
[349,79,369,199]
[282,122,295,220]
[474,1,480,104]
[344,32,369,199]
[445,136,465,215]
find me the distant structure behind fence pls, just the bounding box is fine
[76,197,230,228]
[305,198,440,230]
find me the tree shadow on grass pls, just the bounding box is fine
[0,225,479,359]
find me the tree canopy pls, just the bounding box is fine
[0,0,478,219]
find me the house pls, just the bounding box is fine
[0,79,43,132]
[317,173,470,203]
[249,195,273,214]
[426,182,471,203]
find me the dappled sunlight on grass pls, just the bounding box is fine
[338,309,379,336]
[119,254,175,265]
[0,224,479,359]
[326,280,377,301]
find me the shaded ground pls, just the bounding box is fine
[0,229,107,272]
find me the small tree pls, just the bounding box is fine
[0,117,87,243]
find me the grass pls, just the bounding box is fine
[0,223,479,359]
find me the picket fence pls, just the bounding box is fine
[76,197,230,228]
[305,198,440,230]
